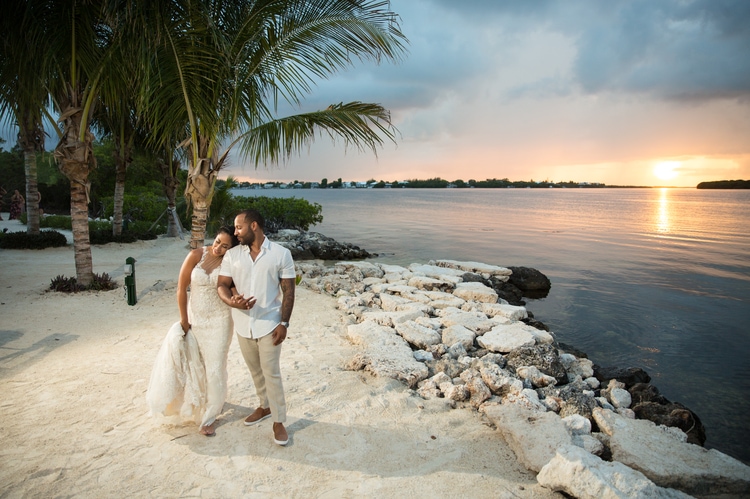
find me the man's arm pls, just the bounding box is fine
[218,275,256,309]
[272,277,295,346]
[280,277,295,323]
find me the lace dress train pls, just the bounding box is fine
[147,248,233,427]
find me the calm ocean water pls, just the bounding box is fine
[233,187,750,464]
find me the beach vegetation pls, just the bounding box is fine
[49,272,117,293]
[0,229,67,249]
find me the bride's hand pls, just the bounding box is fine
[180,321,190,335]
[231,294,256,310]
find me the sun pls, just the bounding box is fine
[653,161,680,181]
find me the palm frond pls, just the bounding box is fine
[235,101,397,166]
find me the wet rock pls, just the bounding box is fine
[506,343,567,384]
[507,266,551,294]
[593,365,651,388]
[629,382,669,405]
[632,401,707,447]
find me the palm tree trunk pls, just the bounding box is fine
[112,172,125,236]
[19,119,44,235]
[54,100,96,287]
[185,156,216,249]
[190,201,208,248]
[23,151,41,235]
[112,132,132,237]
[160,159,180,238]
[70,180,93,287]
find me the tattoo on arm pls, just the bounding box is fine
[280,278,295,321]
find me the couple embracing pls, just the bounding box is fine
[147,208,295,446]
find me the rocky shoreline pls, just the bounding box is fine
[276,230,750,498]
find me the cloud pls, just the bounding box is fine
[430,0,750,102]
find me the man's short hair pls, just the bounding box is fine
[238,208,265,230]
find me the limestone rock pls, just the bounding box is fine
[483,403,572,472]
[592,408,750,497]
[478,363,523,396]
[394,320,442,350]
[441,324,476,351]
[478,302,528,321]
[437,307,496,334]
[345,321,428,388]
[407,275,455,292]
[516,365,558,388]
[431,259,512,280]
[361,308,425,327]
[452,281,498,303]
[537,445,693,499]
[477,322,536,353]
[408,263,464,283]
[559,352,595,380]
[334,261,384,278]
[459,369,492,408]
[506,343,567,384]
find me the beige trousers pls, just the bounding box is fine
[236,333,286,423]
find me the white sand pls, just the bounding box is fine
[0,216,559,498]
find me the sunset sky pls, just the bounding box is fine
[3,1,748,188]
[226,0,750,188]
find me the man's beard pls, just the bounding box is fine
[240,232,255,246]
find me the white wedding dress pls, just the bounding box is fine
[146,247,233,427]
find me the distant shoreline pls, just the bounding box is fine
[696,180,750,189]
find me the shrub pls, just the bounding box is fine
[50,275,83,292]
[225,196,323,232]
[99,191,168,223]
[41,215,73,230]
[50,273,117,293]
[0,230,68,249]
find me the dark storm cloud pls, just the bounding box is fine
[425,0,750,101]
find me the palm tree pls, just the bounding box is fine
[37,0,139,286]
[137,0,408,248]
[0,0,51,235]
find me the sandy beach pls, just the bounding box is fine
[0,216,559,498]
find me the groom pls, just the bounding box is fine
[217,209,296,446]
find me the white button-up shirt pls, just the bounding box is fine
[219,236,295,339]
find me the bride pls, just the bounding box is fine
[147,226,239,436]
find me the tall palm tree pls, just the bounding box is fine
[138,0,408,248]
[41,0,132,286]
[0,0,52,235]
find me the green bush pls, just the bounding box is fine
[50,272,117,293]
[0,230,68,249]
[41,214,73,230]
[99,191,168,223]
[225,196,323,232]
[89,227,138,244]
[16,215,158,244]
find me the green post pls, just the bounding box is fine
[125,257,137,306]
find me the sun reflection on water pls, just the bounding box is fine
[656,188,671,233]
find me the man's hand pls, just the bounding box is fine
[272,323,287,346]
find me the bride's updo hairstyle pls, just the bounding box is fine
[217,226,240,248]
